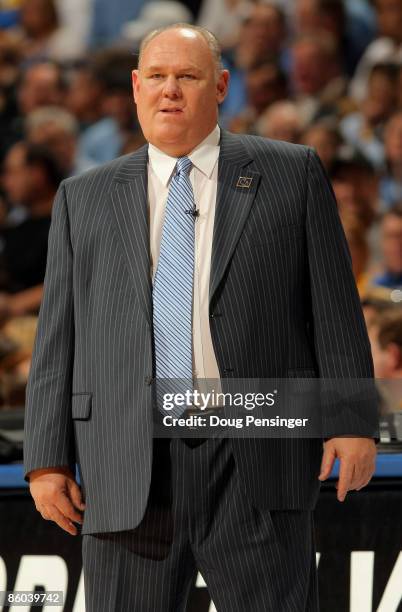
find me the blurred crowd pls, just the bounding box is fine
[0,0,401,410]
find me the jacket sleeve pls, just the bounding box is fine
[23,180,76,480]
[305,147,380,442]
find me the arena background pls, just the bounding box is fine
[0,0,402,610]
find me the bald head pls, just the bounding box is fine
[138,23,222,76]
[132,25,229,156]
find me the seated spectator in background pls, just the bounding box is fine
[25,106,94,176]
[235,3,289,73]
[341,212,370,297]
[380,110,402,208]
[0,141,29,227]
[228,61,288,134]
[371,203,402,290]
[3,60,66,153]
[361,291,398,327]
[301,120,341,170]
[220,3,289,125]
[367,309,402,413]
[294,0,376,76]
[13,0,86,63]
[340,63,399,171]
[68,50,144,163]
[0,142,64,320]
[0,32,23,160]
[349,0,402,103]
[398,64,402,108]
[330,152,379,230]
[17,60,65,115]
[290,32,353,125]
[256,100,304,143]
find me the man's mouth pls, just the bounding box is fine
[160,108,183,113]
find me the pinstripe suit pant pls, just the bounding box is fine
[82,436,319,611]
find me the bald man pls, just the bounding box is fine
[24,24,378,611]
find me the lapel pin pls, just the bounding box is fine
[236,176,253,189]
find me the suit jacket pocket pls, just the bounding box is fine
[71,393,92,420]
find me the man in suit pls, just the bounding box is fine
[24,24,379,611]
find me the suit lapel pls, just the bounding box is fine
[209,129,261,307]
[107,130,261,325]
[108,144,152,326]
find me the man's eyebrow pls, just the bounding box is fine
[142,65,202,74]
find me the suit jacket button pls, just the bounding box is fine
[144,376,153,385]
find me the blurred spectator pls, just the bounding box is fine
[0,142,64,320]
[341,212,370,297]
[25,106,95,176]
[0,32,23,160]
[362,291,398,326]
[13,0,86,63]
[350,0,402,103]
[290,32,352,125]
[235,4,289,72]
[220,3,289,125]
[340,63,399,170]
[66,62,107,125]
[330,151,379,230]
[17,61,65,115]
[301,121,341,170]
[256,101,304,143]
[398,64,402,108]
[229,61,288,133]
[371,204,402,290]
[1,60,67,160]
[294,0,376,76]
[380,110,402,208]
[368,309,402,380]
[0,142,29,226]
[69,50,144,164]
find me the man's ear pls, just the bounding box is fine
[132,69,139,103]
[217,69,230,105]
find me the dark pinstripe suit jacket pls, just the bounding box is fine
[23,128,379,534]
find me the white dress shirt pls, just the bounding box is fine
[147,124,222,400]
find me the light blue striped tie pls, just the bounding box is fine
[153,156,195,417]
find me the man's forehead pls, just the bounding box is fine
[140,29,212,66]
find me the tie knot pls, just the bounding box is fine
[176,156,192,176]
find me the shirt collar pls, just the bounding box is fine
[148,124,220,187]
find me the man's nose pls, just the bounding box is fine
[162,75,181,98]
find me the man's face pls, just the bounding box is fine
[375,0,402,42]
[368,324,398,378]
[28,122,76,173]
[132,28,229,156]
[18,64,62,115]
[381,214,402,274]
[385,114,402,163]
[292,42,327,95]
[1,143,30,204]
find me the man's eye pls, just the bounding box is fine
[150,74,163,79]
[180,74,196,80]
